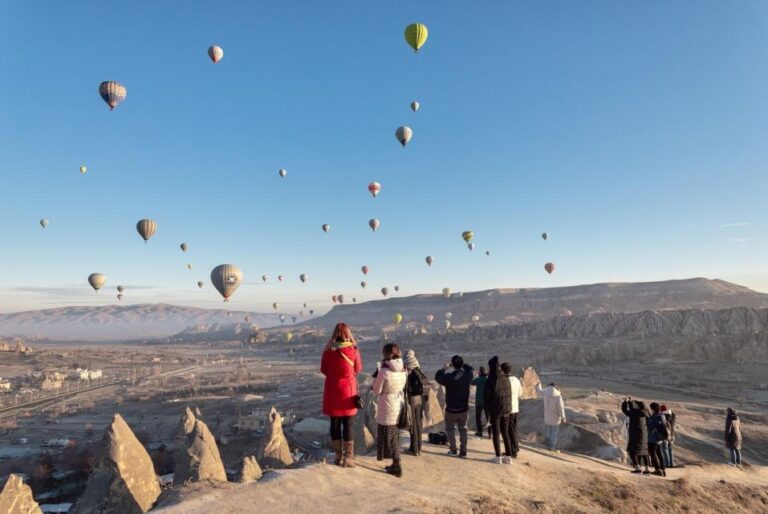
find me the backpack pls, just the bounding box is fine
[428,431,448,445]
[407,369,426,397]
[652,415,670,442]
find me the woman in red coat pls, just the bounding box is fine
[321,323,362,467]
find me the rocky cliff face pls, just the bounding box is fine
[71,414,161,514]
[0,474,41,514]
[303,278,768,329]
[174,418,227,485]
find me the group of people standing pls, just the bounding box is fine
[622,399,676,477]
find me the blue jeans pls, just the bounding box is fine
[660,440,674,467]
[546,424,560,450]
[729,448,741,465]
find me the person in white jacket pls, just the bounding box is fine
[537,382,566,452]
[372,343,408,477]
[501,362,522,457]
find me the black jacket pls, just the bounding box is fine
[622,400,649,456]
[435,364,474,413]
[483,357,512,417]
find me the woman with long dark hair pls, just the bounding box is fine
[321,323,362,467]
[372,343,407,477]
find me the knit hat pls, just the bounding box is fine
[660,404,669,413]
[403,349,420,369]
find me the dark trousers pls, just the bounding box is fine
[330,416,353,442]
[630,453,649,468]
[490,415,514,457]
[509,413,519,456]
[408,397,423,453]
[475,405,488,434]
[648,443,665,471]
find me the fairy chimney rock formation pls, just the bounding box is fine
[424,386,445,428]
[257,407,293,469]
[237,455,263,483]
[176,407,196,441]
[0,474,42,514]
[71,414,161,514]
[174,418,227,485]
[520,367,541,400]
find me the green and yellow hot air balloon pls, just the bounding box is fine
[404,23,429,53]
[393,313,403,325]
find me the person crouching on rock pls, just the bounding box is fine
[372,343,408,477]
[621,397,650,475]
[321,322,362,467]
[404,349,429,456]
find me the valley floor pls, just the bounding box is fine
[155,434,767,514]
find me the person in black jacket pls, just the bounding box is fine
[403,349,429,456]
[435,355,474,458]
[483,356,513,464]
[646,402,669,477]
[621,397,650,474]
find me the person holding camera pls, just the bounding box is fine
[435,355,474,458]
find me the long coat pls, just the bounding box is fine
[483,357,511,418]
[622,401,649,456]
[725,414,742,450]
[321,345,362,417]
[372,358,407,426]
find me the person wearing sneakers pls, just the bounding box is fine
[320,323,362,468]
[537,382,566,452]
[471,367,489,438]
[484,356,513,464]
[501,362,522,458]
[372,343,408,477]
[403,349,429,456]
[435,355,474,458]
[725,407,742,468]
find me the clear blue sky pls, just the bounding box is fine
[1,1,767,313]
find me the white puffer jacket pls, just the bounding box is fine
[372,358,407,426]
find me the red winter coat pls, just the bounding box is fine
[321,345,362,417]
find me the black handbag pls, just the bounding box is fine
[397,398,412,430]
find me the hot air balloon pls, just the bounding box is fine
[393,313,403,325]
[278,275,284,282]
[444,320,451,330]
[445,312,452,320]
[411,101,420,112]
[40,219,48,229]
[322,224,330,233]
[338,294,345,304]
[272,302,279,310]
[395,126,412,147]
[98,81,127,110]
[361,281,367,288]
[117,294,123,301]
[244,315,250,323]
[80,165,87,174]
[361,265,369,275]
[381,287,389,297]
[368,182,381,198]
[541,232,548,241]
[279,168,287,178]
[197,281,204,288]
[117,285,125,293]
[210,264,243,302]
[88,273,106,292]
[426,314,434,323]
[404,23,429,53]
[309,309,314,315]
[425,256,434,266]
[544,262,555,274]
[303,303,308,308]
[394,285,400,292]
[471,314,480,323]
[262,274,268,282]
[186,264,193,270]
[369,218,380,232]
[299,273,307,283]
[180,243,188,252]
[332,295,337,304]
[352,297,357,303]
[208,45,223,63]
[485,250,490,256]
[279,314,286,323]
[136,219,157,243]
[462,230,474,243]
[285,332,294,343]
[467,242,475,252]
[442,288,451,298]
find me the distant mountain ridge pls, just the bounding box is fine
[0,304,279,341]
[305,278,768,328]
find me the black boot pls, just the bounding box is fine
[386,460,402,478]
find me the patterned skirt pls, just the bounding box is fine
[377,424,400,460]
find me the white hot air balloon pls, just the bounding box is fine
[279,168,287,178]
[445,312,452,320]
[411,101,420,112]
[40,219,49,229]
[395,126,413,147]
[88,273,107,292]
[368,218,380,232]
[442,288,451,298]
[299,273,307,283]
[322,224,330,233]
[208,45,224,63]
